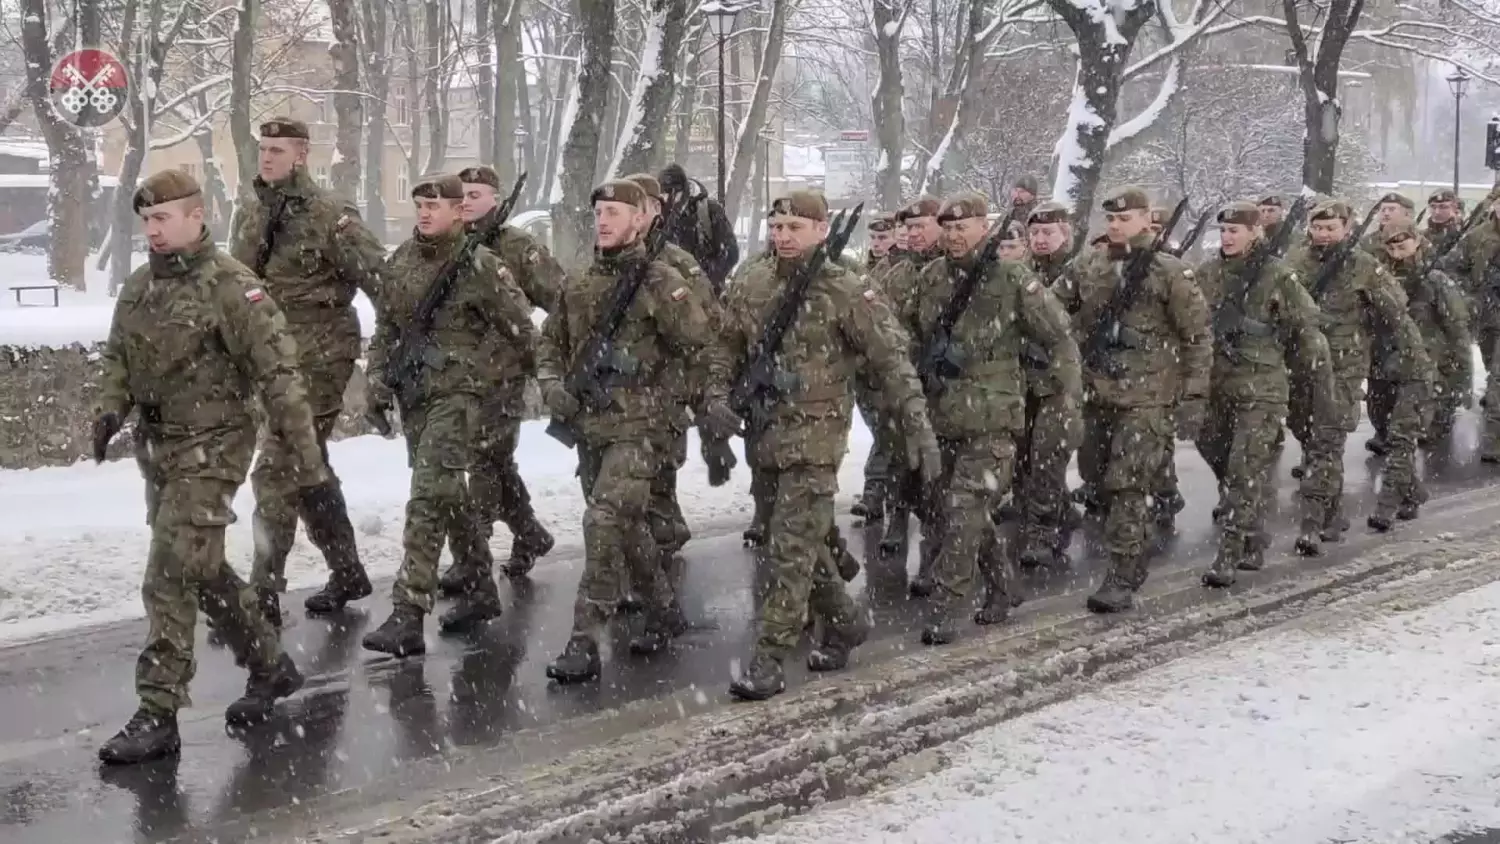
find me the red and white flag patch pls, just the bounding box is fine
[245,287,266,303]
[863,288,878,301]
[670,286,689,301]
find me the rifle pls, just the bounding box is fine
[1169,209,1215,258]
[728,204,864,434]
[1080,198,1189,379]
[916,210,1019,395]
[1309,201,1381,300]
[544,216,671,448]
[251,192,289,277]
[472,171,528,243]
[385,173,528,410]
[1213,196,1309,359]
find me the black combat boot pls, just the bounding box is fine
[1290,464,1305,480]
[1074,485,1106,518]
[436,563,471,598]
[361,605,427,657]
[502,519,555,577]
[1365,436,1389,456]
[629,603,688,654]
[1237,539,1266,572]
[742,523,766,547]
[851,483,885,522]
[878,506,909,556]
[729,653,786,701]
[1202,542,1240,588]
[1294,517,1323,557]
[225,653,305,727]
[1086,558,1141,614]
[828,532,862,582]
[907,537,937,597]
[98,708,180,765]
[920,603,962,646]
[1153,490,1186,526]
[304,567,373,615]
[1397,500,1420,521]
[546,635,601,683]
[806,613,870,672]
[438,585,503,634]
[1367,510,1395,532]
[256,586,282,630]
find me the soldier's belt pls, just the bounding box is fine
[1237,316,1277,337]
[282,301,358,322]
[1113,326,1161,350]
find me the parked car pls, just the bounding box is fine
[0,219,48,251]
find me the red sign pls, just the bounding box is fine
[839,129,870,141]
[49,48,129,128]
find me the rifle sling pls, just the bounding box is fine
[251,194,289,277]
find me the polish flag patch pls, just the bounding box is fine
[245,287,266,303]
[863,288,878,301]
[670,286,689,301]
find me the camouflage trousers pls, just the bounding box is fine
[392,393,495,613]
[1478,326,1500,444]
[249,406,362,593]
[467,388,539,543]
[574,437,674,636]
[754,463,860,659]
[923,435,1016,613]
[856,394,896,498]
[1290,370,1362,531]
[1015,389,1074,555]
[137,474,282,714]
[1370,378,1433,514]
[1195,394,1284,556]
[1078,402,1173,571]
[649,420,692,554]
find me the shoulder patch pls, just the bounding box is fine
[1183,269,1195,279]
[1025,279,1041,294]
[245,287,266,303]
[336,214,353,231]
[670,286,689,302]
[863,287,878,301]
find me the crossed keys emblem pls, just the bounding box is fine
[57,63,119,116]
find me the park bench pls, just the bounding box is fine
[11,281,59,307]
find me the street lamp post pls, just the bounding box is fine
[1448,67,1471,196]
[703,1,743,202]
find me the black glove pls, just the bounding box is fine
[92,412,121,463]
[703,436,738,487]
[364,398,394,437]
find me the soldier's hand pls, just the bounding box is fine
[294,447,333,489]
[91,412,122,463]
[700,400,743,440]
[1174,398,1206,442]
[907,423,943,488]
[543,381,581,420]
[363,390,395,437]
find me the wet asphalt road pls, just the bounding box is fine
[1,419,1497,843]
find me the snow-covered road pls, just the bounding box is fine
[740,576,1500,844]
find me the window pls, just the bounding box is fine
[397,173,408,200]
[315,165,329,187]
[395,90,408,125]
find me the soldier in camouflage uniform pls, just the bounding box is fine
[657,163,740,295]
[1257,195,1287,244]
[1015,202,1083,568]
[865,213,896,270]
[432,166,561,596]
[1054,186,1212,613]
[539,179,715,683]
[361,175,539,656]
[1192,202,1334,585]
[1145,204,1188,526]
[708,190,940,700]
[1424,189,1465,256]
[230,118,385,625]
[1010,175,1040,224]
[94,171,315,764]
[1361,192,1416,254]
[1441,194,1500,460]
[851,212,902,522]
[1284,199,1429,555]
[897,192,1080,643]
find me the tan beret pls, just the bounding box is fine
[1429,188,1458,204]
[895,196,942,223]
[457,165,501,189]
[1015,175,1040,195]
[1310,199,1353,222]
[259,118,310,140]
[412,174,464,200]
[1150,206,1171,226]
[769,189,828,222]
[936,191,989,224]
[1216,201,1261,227]
[1101,186,1151,213]
[1383,221,1419,243]
[1028,201,1070,226]
[1257,195,1286,208]
[590,179,649,209]
[624,173,663,200]
[868,213,895,233]
[1378,192,1415,210]
[133,169,202,213]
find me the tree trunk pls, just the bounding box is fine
[19,0,90,289]
[916,0,988,194]
[671,19,705,163]
[475,0,494,166]
[611,0,685,177]
[516,64,537,192]
[722,0,788,222]
[328,0,362,196]
[231,0,258,206]
[399,1,424,188]
[1284,0,1364,194]
[551,0,616,268]
[871,0,905,210]
[492,0,522,180]
[423,0,448,174]
[192,93,230,228]
[359,0,389,240]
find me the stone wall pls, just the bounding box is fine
[0,342,540,470]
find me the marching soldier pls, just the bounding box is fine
[1146,203,1187,526]
[538,179,715,682]
[1010,175,1040,223]
[852,212,902,522]
[897,192,1080,642]
[1257,195,1287,243]
[1054,186,1212,613]
[1193,202,1333,585]
[361,175,539,655]
[231,117,385,625]
[1361,192,1416,254]
[434,165,561,597]
[708,189,940,699]
[865,213,897,270]
[95,171,317,764]
[1441,194,1500,460]
[657,163,740,294]
[1424,189,1465,255]
[1284,199,1428,555]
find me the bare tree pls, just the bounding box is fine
[359,0,391,239]
[724,0,790,220]
[870,0,908,209]
[551,0,617,266]
[328,0,362,196]
[492,0,523,181]
[612,0,689,176]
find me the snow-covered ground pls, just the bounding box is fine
[741,576,1500,844]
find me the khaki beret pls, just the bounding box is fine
[1310,199,1353,222]
[868,213,895,233]
[1028,202,1070,226]
[1216,201,1261,227]
[624,172,663,200]
[133,169,202,212]
[1429,188,1458,204]
[591,179,649,209]
[1383,221,1419,243]
[1101,186,1151,213]
[259,118,310,140]
[895,196,942,223]
[999,220,1027,242]
[1150,206,1171,226]
[457,165,501,189]
[412,173,464,200]
[1378,192,1416,210]
[1015,175,1040,195]
[1257,195,1286,208]
[937,191,989,224]
[1090,233,1111,246]
[769,189,828,222]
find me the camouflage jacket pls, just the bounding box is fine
[1424,219,1464,258]
[1284,244,1429,385]
[658,240,724,420]
[1442,219,1500,330]
[228,167,385,366]
[709,254,924,470]
[469,209,564,312]
[367,227,537,402]
[877,245,945,314]
[1194,249,1331,406]
[1031,250,1070,287]
[98,228,321,484]
[901,252,1080,436]
[538,242,713,445]
[1381,254,1471,383]
[1055,234,1212,409]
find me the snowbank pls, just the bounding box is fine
[742,575,1500,844]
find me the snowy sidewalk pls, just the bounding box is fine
[0,421,875,646]
[740,576,1500,844]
